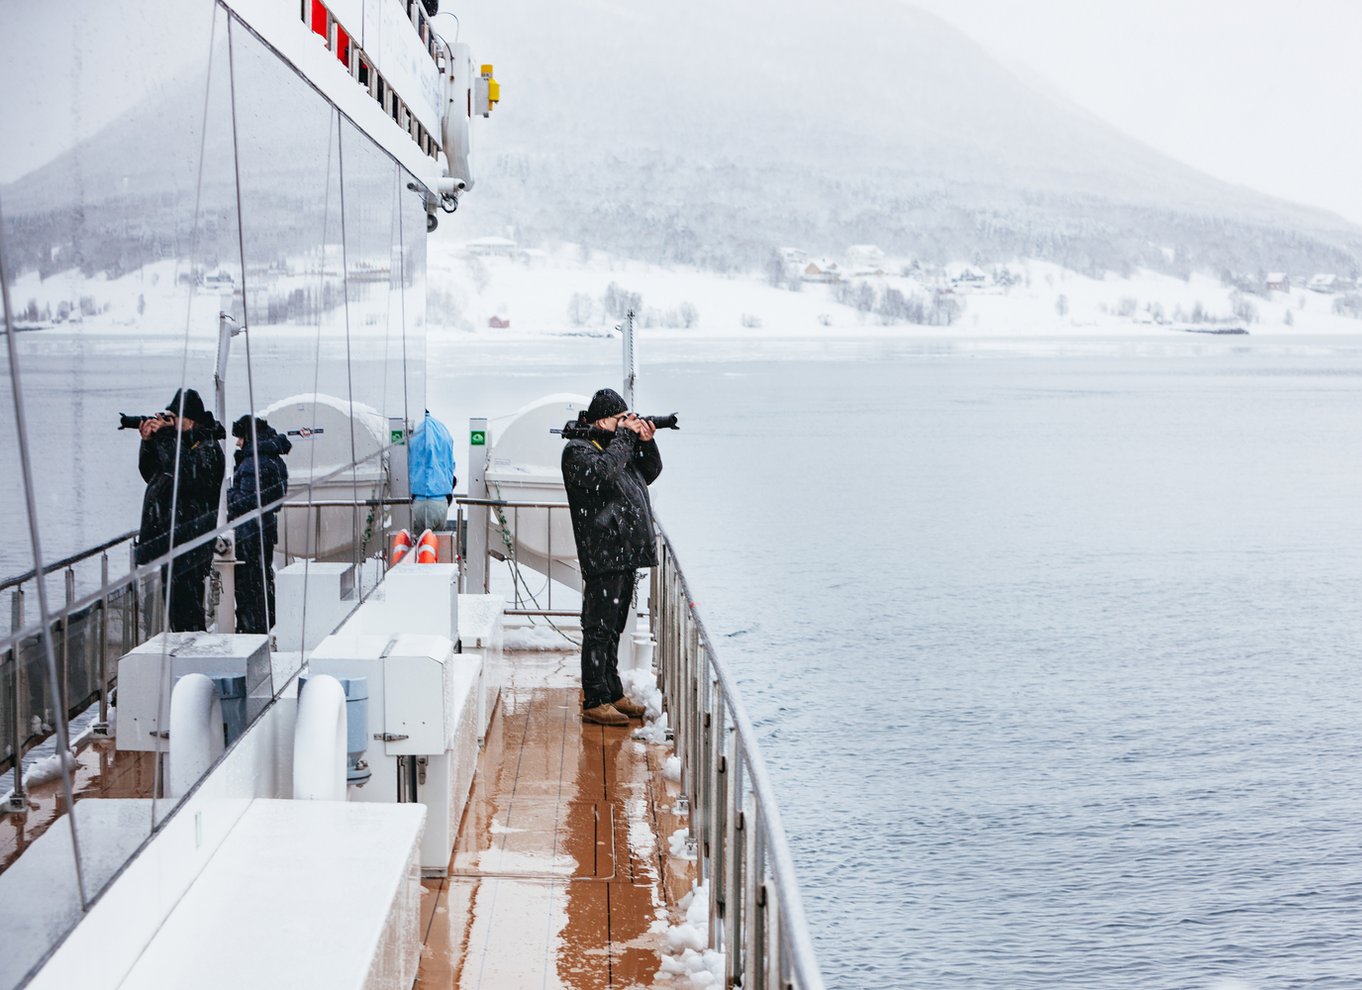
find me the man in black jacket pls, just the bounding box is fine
[228,415,292,634]
[136,388,226,632]
[562,388,662,726]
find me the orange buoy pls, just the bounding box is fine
[415,528,439,564]
[390,529,413,565]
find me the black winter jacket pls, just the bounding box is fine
[562,427,662,578]
[136,422,226,568]
[227,427,292,549]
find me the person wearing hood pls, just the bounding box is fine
[408,410,456,534]
[135,388,226,632]
[561,388,662,726]
[227,415,292,634]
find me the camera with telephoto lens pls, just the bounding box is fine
[554,412,679,441]
[118,412,171,430]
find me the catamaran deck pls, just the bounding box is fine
[417,647,693,989]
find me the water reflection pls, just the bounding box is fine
[0,0,433,978]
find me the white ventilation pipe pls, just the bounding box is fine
[168,674,225,798]
[293,674,348,801]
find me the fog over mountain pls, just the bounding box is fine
[4,0,1360,283]
[457,0,1362,277]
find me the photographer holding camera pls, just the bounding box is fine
[134,389,226,632]
[561,388,662,726]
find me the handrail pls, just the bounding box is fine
[0,529,138,595]
[652,523,826,989]
[455,497,568,509]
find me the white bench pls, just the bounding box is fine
[119,799,424,989]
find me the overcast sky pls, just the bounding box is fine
[4,0,1361,227]
[903,0,1362,225]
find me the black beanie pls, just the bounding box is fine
[166,388,209,423]
[232,414,269,440]
[585,388,628,422]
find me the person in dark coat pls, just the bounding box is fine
[561,388,662,726]
[227,415,292,634]
[136,388,226,632]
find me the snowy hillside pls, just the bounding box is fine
[452,0,1362,277]
[426,239,1361,340]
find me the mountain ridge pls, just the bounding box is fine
[451,0,1361,276]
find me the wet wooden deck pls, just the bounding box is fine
[416,650,693,989]
[1,739,156,872]
[1,649,694,988]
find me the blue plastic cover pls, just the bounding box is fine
[408,411,456,498]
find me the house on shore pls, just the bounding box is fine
[1308,273,1339,293]
[802,260,842,283]
[467,236,518,258]
[1265,273,1290,292]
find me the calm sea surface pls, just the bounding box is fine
[433,335,1362,990]
[7,332,1362,987]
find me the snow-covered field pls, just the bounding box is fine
[428,240,1361,340]
[8,241,1360,342]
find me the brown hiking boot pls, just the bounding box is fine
[582,703,630,726]
[611,696,646,719]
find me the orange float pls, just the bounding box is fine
[390,529,413,565]
[415,528,439,564]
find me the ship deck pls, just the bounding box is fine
[0,646,693,988]
[417,647,694,989]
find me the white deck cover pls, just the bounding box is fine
[120,800,425,989]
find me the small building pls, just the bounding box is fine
[952,266,987,287]
[846,244,885,270]
[801,260,841,283]
[488,315,510,329]
[1308,273,1339,293]
[1265,272,1289,292]
[780,247,808,266]
[467,236,518,258]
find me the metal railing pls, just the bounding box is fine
[455,496,577,615]
[1,533,161,806]
[653,526,825,990]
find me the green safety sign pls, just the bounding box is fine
[470,430,486,446]
[390,429,405,444]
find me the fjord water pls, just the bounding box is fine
[7,332,1362,986]
[434,335,1362,989]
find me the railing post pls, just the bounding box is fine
[722,731,742,984]
[765,881,784,990]
[9,587,22,632]
[743,790,765,988]
[128,543,141,640]
[4,638,24,813]
[61,567,74,722]
[95,552,111,735]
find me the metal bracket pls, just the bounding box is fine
[416,756,428,785]
[90,722,111,737]
[2,794,28,816]
[374,732,410,742]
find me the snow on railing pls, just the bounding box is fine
[653,525,826,990]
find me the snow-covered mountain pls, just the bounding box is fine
[4,0,1360,282]
[452,0,1362,276]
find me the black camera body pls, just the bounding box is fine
[119,412,169,430]
[555,412,679,441]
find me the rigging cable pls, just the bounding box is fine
[0,196,90,910]
[150,0,223,833]
[225,13,271,632]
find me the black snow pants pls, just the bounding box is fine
[235,539,276,634]
[580,569,635,710]
[164,558,210,633]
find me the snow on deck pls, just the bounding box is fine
[416,648,695,989]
